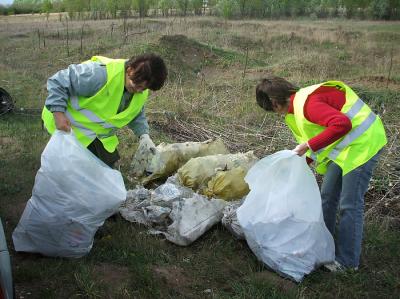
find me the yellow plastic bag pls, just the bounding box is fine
[204,167,250,201]
[177,151,258,190]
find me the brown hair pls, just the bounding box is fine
[256,76,299,111]
[126,53,168,91]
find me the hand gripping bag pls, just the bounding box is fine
[236,150,334,282]
[12,131,126,258]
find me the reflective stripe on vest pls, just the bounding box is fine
[345,98,364,119]
[309,98,374,160]
[65,110,97,139]
[71,94,117,131]
[328,111,376,160]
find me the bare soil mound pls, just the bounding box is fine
[152,34,265,81]
[158,35,218,77]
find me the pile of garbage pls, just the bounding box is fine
[131,138,230,184]
[12,134,335,282]
[120,175,247,246]
[123,139,259,246]
[120,175,229,246]
[124,141,335,282]
[131,138,258,199]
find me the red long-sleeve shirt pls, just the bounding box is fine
[288,86,352,152]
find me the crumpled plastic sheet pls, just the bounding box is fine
[150,194,227,246]
[119,175,228,246]
[221,199,245,240]
[120,175,195,225]
[151,176,195,206]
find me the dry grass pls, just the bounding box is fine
[1,15,398,218]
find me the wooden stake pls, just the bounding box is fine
[37,29,40,49]
[66,18,69,57]
[80,24,84,55]
[242,47,249,80]
[387,46,393,89]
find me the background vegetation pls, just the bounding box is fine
[0,0,399,20]
[0,12,399,299]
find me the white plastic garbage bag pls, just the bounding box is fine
[237,150,334,282]
[12,131,126,258]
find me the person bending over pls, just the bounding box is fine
[255,77,386,271]
[42,54,168,167]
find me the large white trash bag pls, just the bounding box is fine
[12,131,126,258]
[237,150,334,282]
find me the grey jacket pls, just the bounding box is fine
[45,62,149,137]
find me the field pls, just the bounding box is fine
[0,13,400,298]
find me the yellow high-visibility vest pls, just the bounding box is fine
[285,81,386,175]
[42,56,149,153]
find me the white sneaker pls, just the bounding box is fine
[324,261,345,272]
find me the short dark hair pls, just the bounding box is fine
[127,53,168,91]
[256,77,298,111]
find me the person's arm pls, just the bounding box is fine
[305,87,352,152]
[127,108,150,137]
[45,62,107,131]
[129,108,156,153]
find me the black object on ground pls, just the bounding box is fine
[0,88,14,116]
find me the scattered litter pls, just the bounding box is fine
[126,187,151,201]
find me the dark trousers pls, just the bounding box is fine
[87,138,120,167]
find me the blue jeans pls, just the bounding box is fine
[321,151,381,268]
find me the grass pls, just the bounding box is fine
[0,15,399,298]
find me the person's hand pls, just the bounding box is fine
[293,142,309,156]
[139,134,156,155]
[130,134,158,177]
[53,111,71,132]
